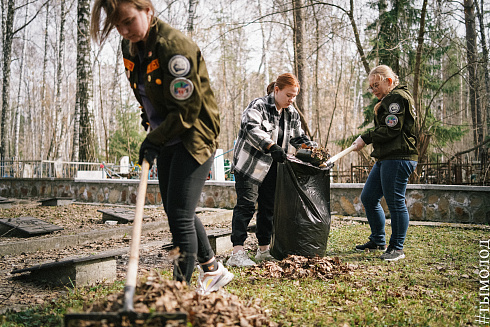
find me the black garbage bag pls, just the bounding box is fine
[270,156,331,260]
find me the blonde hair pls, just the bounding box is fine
[369,65,399,114]
[90,0,155,44]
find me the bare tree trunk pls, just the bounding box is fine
[411,0,428,182]
[97,62,109,162]
[348,0,370,75]
[54,0,66,160]
[1,0,15,160]
[475,0,489,138]
[311,1,321,143]
[464,0,483,158]
[325,62,342,148]
[257,0,269,87]
[40,2,49,160]
[13,4,28,160]
[292,0,307,120]
[73,0,94,162]
[186,0,197,35]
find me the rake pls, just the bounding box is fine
[64,159,187,326]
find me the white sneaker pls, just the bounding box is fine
[197,262,234,295]
[255,248,276,262]
[225,250,256,267]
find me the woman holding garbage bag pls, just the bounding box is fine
[227,73,317,267]
[90,0,233,293]
[352,65,418,261]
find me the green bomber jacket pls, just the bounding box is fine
[122,18,220,165]
[361,85,418,161]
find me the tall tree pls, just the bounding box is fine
[1,0,15,160]
[475,0,489,137]
[40,2,50,160]
[464,0,484,158]
[186,0,198,35]
[13,3,29,160]
[49,0,67,160]
[292,0,307,120]
[73,0,95,162]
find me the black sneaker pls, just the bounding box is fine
[380,247,405,261]
[355,240,387,252]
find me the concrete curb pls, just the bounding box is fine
[0,208,233,256]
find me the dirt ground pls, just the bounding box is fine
[0,200,356,317]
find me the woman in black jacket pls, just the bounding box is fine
[352,65,418,261]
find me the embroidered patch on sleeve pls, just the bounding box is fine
[170,78,194,100]
[168,55,191,77]
[388,103,400,113]
[385,114,399,127]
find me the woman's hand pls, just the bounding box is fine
[138,138,161,167]
[352,136,366,151]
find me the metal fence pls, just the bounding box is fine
[2,154,489,185]
[0,159,138,179]
[330,158,489,185]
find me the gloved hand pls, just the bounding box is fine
[269,144,287,163]
[140,108,149,131]
[138,137,160,167]
[352,136,366,151]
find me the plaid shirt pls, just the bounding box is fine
[231,93,316,183]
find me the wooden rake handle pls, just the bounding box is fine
[123,158,150,312]
[325,144,357,165]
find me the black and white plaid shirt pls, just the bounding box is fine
[231,93,316,183]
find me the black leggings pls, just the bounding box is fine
[157,142,215,283]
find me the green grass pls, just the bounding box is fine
[1,223,484,326]
[224,223,483,326]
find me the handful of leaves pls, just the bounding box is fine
[295,144,331,167]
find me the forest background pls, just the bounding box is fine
[0,0,489,180]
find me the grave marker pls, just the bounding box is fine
[0,216,63,237]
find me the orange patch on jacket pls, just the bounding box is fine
[124,58,134,72]
[147,59,160,74]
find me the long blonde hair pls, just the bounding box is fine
[90,0,155,44]
[369,65,399,114]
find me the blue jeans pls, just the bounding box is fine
[360,159,417,250]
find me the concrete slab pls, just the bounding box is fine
[11,253,116,287]
[159,229,232,255]
[0,199,14,209]
[39,197,74,206]
[0,216,63,237]
[0,208,233,256]
[97,208,149,224]
[206,228,232,254]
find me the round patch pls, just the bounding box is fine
[168,55,191,77]
[170,78,194,100]
[388,103,400,113]
[385,114,399,127]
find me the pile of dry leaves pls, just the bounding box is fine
[249,255,357,281]
[71,256,356,327]
[73,269,277,327]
